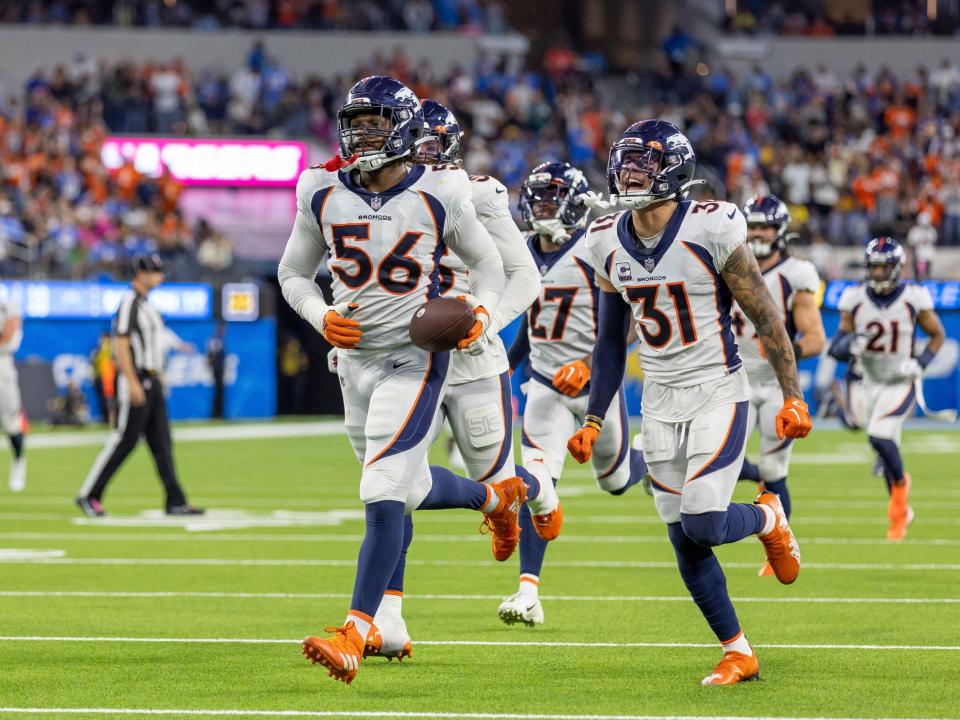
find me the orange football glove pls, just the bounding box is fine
[455,296,490,354]
[567,426,600,464]
[776,396,812,439]
[322,302,362,349]
[552,360,591,397]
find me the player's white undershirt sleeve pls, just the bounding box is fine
[445,201,505,317]
[484,214,540,334]
[277,180,330,333]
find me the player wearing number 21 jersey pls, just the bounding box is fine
[829,237,945,540]
[569,120,811,686]
[278,76,520,685]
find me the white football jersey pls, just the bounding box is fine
[0,299,22,354]
[837,282,934,383]
[731,255,820,384]
[525,230,598,381]
[295,163,473,350]
[440,173,512,384]
[586,199,747,387]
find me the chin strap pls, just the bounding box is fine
[581,179,708,212]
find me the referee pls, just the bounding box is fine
[76,254,203,517]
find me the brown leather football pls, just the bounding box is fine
[409,296,476,352]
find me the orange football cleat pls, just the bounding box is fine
[887,473,913,541]
[480,476,527,561]
[363,623,412,662]
[754,490,801,584]
[701,648,760,686]
[757,561,774,577]
[302,622,366,684]
[532,502,563,541]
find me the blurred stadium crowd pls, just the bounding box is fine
[3,14,960,282]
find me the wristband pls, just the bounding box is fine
[918,348,936,368]
[583,414,603,431]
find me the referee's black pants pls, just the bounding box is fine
[80,373,188,509]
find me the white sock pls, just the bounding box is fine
[722,631,752,656]
[481,484,499,514]
[346,613,371,641]
[519,574,539,598]
[758,505,776,536]
[378,592,403,618]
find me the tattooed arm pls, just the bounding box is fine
[721,244,803,399]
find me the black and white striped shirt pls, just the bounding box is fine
[114,291,166,373]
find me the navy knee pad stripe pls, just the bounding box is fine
[479,371,513,482]
[688,400,749,482]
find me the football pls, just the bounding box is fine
[409,296,476,352]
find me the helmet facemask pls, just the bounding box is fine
[866,258,902,294]
[412,128,462,165]
[520,180,588,245]
[338,104,419,172]
[746,224,780,259]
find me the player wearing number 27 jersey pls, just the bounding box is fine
[569,120,811,686]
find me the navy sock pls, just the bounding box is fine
[9,434,23,459]
[763,478,791,519]
[667,522,741,643]
[386,514,414,594]
[518,502,549,577]
[351,500,406,617]
[515,464,540,502]
[609,449,646,496]
[739,457,761,483]
[869,436,905,484]
[419,465,489,510]
[680,505,766,548]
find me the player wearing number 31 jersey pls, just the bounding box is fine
[570,120,811,686]
[278,76,509,685]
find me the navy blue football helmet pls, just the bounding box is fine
[743,193,791,258]
[413,99,464,165]
[337,76,424,172]
[865,237,904,294]
[607,120,701,209]
[519,162,591,244]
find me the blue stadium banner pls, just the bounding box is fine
[12,281,274,420]
[0,280,212,320]
[824,280,960,310]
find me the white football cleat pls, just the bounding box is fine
[8,457,25,493]
[497,592,544,627]
[365,614,412,661]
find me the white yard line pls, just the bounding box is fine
[0,590,956,605]
[3,531,960,547]
[1,557,959,571]
[0,710,954,720]
[0,636,957,651]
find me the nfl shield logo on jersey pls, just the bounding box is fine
[371,196,382,211]
[643,258,656,273]
[617,262,633,281]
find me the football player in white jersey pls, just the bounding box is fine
[497,161,648,627]
[278,76,521,684]
[829,238,944,540]
[569,120,811,685]
[731,194,825,576]
[359,99,554,661]
[0,296,26,492]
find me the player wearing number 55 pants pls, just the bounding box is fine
[498,161,648,628]
[569,120,811,686]
[829,238,945,540]
[730,194,826,576]
[278,77,510,685]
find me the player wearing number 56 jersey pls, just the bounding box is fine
[278,76,510,685]
[730,195,825,576]
[570,120,811,686]
[829,238,945,540]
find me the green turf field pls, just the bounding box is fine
[0,423,958,719]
